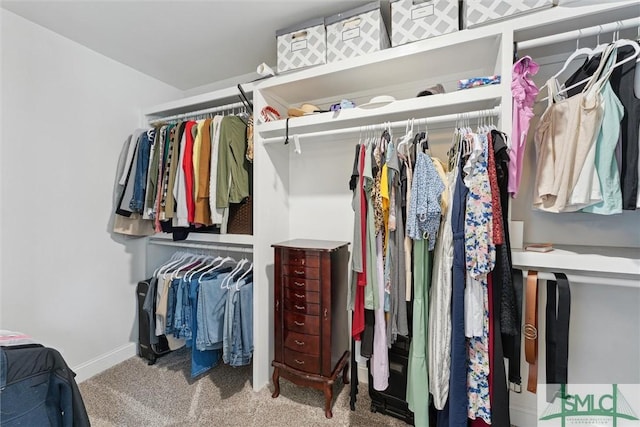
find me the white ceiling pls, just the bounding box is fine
[1,0,376,91]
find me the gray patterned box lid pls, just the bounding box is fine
[325,1,382,25]
[276,17,326,37]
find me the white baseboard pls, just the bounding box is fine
[72,343,137,383]
[510,403,537,427]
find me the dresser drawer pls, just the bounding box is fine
[284,330,320,355]
[283,265,320,280]
[284,287,320,304]
[284,348,320,374]
[284,311,320,335]
[284,299,320,316]
[283,276,320,292]
[282,250,319,268]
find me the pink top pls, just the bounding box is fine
[510,56,540,197]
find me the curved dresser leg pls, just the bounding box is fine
[323,382,333,418]
[271,367,280,398]
[342,362,350,385]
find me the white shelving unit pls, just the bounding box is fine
[140,1,640,408]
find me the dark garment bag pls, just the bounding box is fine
[137,279,170,364]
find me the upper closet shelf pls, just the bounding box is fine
[149,233,254,246]
[143,83,254,120]
[257,27,502,105]
[512,245,640,286]
[258,84,503,141]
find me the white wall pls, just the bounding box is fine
[0,10,182,381]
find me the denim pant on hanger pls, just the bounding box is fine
[188,275,221,378]
[197,272,230,351]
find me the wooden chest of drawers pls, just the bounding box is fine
[271,239,350,418]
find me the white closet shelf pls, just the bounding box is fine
[143,83,254,119]
[512,1,639,45]
[511,245,640,283]
[257,28,502,105]
[148,233,254,246]
[257,85,503,141]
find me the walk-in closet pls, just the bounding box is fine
[1,1,638,426]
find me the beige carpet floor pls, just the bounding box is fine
[79,347,408,426]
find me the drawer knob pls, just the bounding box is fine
[294,293,305,299]
[294,305,305,310]
[294,340,305,346]
[294,359,305,365]
[294,321,305,326]
[294,270,304,275]
[294,281,304,287]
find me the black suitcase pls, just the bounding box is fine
[136,279,170,365]
[368,335,415,425]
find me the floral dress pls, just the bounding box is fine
[463,132,495,424]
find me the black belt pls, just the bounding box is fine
[507,269,524,392]
[546,273,571,400]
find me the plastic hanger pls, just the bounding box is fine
[554,38,639,99]
[153,252,184,278]
[235,261,254,290]
[590,27,610,57]
[220,258,248,289]
[168,253,205,280]
[184,255,222,282]
[198,256,235,283]
[538,35,593,94]
[396,118,414,157]
[157,252,194,278]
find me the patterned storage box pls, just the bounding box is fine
[391,0,459,47]
[276,18,326,73]
[464,0,557,29]
[325,1,390,63]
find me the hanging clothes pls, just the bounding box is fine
[429,142,458,411]
[510,55,540,198]
[564,42,640,209]
[464,132,494,424]
[385,140,409,346]
[533,53,609,213]
[581,46,625,214]
[444,152,469,427]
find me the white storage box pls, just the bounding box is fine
[325,1,390,63]
[276,18,326,73]
[464,0,557,29]
[391,0,459,47]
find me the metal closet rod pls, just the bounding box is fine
[519,269,638,288]
[148,239,254,253]
[518,17,640,51]
[148,100,247,125]
[261,106,501,145]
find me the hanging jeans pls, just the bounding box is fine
[188,275,221,378]
[440,161,468,427]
